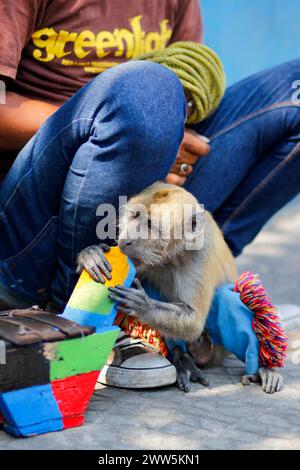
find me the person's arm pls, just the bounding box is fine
[171,0,203,43]
[0,88,59,152]
[0,0,55,152]
[166,1,207,186]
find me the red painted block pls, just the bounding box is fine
[51,371,99,429]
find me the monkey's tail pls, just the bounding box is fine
[234,272,288,369]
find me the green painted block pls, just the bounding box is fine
[46,328,119,381]
[68,283,113,315]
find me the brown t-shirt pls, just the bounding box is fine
[0,0,202,105]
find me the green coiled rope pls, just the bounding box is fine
[137,41,226,125]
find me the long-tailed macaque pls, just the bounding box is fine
[78,182,283,393]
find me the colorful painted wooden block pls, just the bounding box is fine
[62,246,135,330]
[0,247,136,437]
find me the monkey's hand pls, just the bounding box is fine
[241,367,283,394]
[173,346,209,393]
[77,244,112,284]
[108,278,153,316]
[108,279,199,340]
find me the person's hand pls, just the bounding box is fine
[166,129,210,186]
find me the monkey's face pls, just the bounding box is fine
[118,203,171,268]
[118,183,205,269]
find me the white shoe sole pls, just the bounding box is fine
[96,362,176,389]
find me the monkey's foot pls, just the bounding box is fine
[241,374,260,386]
[241,367,283,394]
[173,346,209,393]
[258,367,283,394]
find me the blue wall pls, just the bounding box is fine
[201,0,300,85]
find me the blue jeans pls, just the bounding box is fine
[0,59,300,308]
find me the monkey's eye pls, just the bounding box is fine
[191,212,204,232]
[131,211,140,219]
[191,215,197,232]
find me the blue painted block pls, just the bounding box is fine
[62,306,118,332]
[0,384,63,437]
